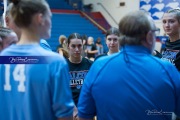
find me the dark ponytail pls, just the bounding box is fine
[106,27,120,37]
[8,0,49,28]
[67,33,83,46]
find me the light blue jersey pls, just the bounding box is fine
[0,44,74,120]
[40,39,52,51]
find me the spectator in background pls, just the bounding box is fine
[56,46,69,59]
[161,8,180,71]
[81,34,88,57]
[0,0,74,120]
[5,3,52,51]
[58,34,67,49]
[78,10,180,120]
[56,35,69,58]
[95,37,103,55]
[66,33,93,120]
[85,36,98,61]
[95,27,120,60]
[0,27,18,52]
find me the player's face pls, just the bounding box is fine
[106,34,119,53]
[68,39,83,58]
[162,13,180,37]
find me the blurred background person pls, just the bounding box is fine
[56,46,69,59]
[0,27,18,52]
[57,34,67,49]
[56,34,69,58]
[95,37,103,56]
[95,27,120,60]
[81,34,88,58]
[85,36,97,61]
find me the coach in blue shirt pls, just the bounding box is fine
[78,10,180,120]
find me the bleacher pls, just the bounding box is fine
[45,0,108,52]
[46,0,73,10]
[48,13,107,52]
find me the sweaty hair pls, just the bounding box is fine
[9,0,49,28]
[67,33,83,46]
[119,10,153,46]
[164,8,180,23]
[106,27,120,37]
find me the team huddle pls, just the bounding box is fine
[0,0,180,120]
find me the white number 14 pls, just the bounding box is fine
[4,64,26,92]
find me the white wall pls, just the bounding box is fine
[83,0,164,35]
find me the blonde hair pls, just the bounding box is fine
[58,35,67,49]
[57,47,69,59]
[58,35,67,44]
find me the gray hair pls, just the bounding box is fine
[119,10,154,46]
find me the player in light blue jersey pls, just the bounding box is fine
[5,3,52,51]
[0,0,74,120]
[40,39,52,51]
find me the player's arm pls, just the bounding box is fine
[51,58,74,119]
